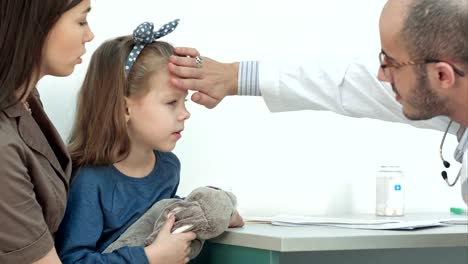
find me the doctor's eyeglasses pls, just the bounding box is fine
[379,50,466,83]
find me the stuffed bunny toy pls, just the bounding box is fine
[104,186,237,259]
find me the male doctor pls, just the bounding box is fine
[168,0,468,205]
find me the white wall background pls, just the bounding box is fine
[38,0,464,217]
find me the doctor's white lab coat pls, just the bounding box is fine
[257,57,468,205]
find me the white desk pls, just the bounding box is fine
[191,213,468,264]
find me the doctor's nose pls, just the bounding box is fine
[377,67,387,82]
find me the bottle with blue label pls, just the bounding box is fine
[376,165,405,216]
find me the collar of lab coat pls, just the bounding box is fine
[454,128,467,163]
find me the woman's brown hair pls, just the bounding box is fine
[68,36,174,167]
[0,0,83,110]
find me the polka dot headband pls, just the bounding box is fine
[124,19,179,75]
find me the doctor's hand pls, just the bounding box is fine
[168,47,239,109]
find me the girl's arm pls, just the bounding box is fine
[54,174,149,264]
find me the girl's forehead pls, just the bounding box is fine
[146,71,187,96]
[158,86,188,98]
[147,82,187,99]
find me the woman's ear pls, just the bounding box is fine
[124,97,131,123]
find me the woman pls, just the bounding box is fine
[0,0,94,263]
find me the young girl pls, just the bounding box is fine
[55,21,243,264]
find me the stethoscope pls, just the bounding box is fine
[439,120,462,187]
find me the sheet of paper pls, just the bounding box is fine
[244,214,467,230]
[438,218,468,225]
[245,215,400,225]
[270,220,447,230]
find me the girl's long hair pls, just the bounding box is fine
[68,36,174,168]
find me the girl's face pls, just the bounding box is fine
[126,68,191,152]
[41,0,94,77]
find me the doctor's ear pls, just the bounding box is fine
[433,62,457,90]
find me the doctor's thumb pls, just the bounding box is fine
[191,92,221,109]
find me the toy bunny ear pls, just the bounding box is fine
[172,224,194,234]
[206,185,221,190]
[167,207,184,217]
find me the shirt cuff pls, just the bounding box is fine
[0,228,54,263]
[238,61,261,96]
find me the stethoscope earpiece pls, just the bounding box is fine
[440,120,461,187]
[441,170,447,180]
[443,160,450,168]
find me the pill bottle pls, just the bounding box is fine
[376,165,405,216]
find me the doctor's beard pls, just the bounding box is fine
[399,73,449,121]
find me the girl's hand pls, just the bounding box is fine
[145,215,196,264]
[229,209,245,228]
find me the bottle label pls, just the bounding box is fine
[376,168,405,216]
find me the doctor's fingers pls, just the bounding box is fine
[169,73,206,95]
[168,61,204,81]
[169,53,205,68]
[191,92,222,109]
[173,47,200,58]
